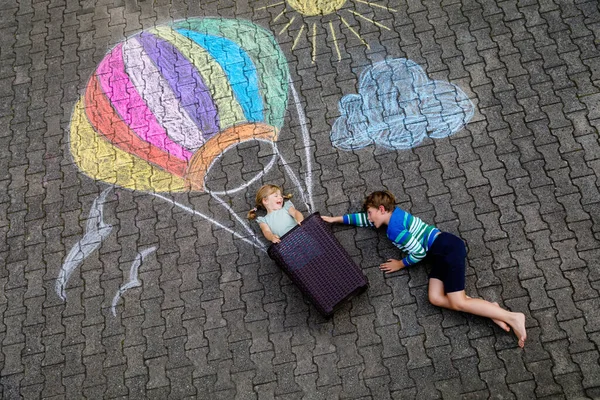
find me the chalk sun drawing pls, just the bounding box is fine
[63,17,317,302]
[111,246,157,316]
[56,186,113,300]
[330,58,475,150]
[258,0,396,63]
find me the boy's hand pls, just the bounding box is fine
[380,259,404,273]
[270,235,281,244]
[322,215,342,223]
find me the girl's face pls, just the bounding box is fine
[262,190,284,212]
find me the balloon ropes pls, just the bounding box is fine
[69,18,314,252]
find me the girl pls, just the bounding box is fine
[323,190,527,348]
[248,184,304,243]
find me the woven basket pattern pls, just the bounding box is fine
[268,213,368,316]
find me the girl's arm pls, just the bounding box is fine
[259,223,280,243]
[288,206,304,225]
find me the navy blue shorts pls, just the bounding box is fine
[426,232,467,293]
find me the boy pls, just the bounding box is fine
[323,191,527,348]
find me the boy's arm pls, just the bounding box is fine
[343,212,374,227]
[390,230,427,266]
[322,212,374,227]
[380,259,406,273]
[321,215,343,223]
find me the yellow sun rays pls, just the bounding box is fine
[258,0,396,63]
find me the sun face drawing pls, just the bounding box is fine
[258,0,396,62]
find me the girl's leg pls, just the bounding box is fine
[428,279,510,332]
[445,290,527,348]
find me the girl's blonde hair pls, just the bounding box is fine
[247,184,292,220]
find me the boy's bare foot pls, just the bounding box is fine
[508,312,527,348]
[491,302,510,332]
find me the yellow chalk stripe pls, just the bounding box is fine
[311,23,317,64]
[341,16,370,49]
[286,0,347,16]
[329,21,342,62]
[349,10,391,30]
[256,1,285,10]
[354,0,397,12]
[292,24,306,50]
[70,99,189,193]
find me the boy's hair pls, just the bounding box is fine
[247,184,292,220]
[363,191,396,212]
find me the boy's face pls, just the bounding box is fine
[262,190,284,211]
[366,206,389,228]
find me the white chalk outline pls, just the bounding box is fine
[289,79,314,212]
[56,186,114,300]
[111,246,157,316]
[209,191,267,251]
[203,138,279,196]
[151,192,268,252]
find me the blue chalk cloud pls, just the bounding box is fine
[331,58,475,150]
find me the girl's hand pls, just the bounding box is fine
[322,215,342,223]
[271,235,281,244]
[380,259,404,273]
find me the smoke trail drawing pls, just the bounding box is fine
[111,246,157,316]
[56,186,113,300]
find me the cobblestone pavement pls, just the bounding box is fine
[1,0,600,398]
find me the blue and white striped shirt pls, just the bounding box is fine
[343,207,440,266]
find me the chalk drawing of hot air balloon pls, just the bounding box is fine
[71,18,293,194]
[63,17,315,303]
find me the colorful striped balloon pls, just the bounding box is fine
[70,18,289,192]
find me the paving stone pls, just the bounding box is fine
[408,365,441,399]
[531,308,568,343]
[453,356,487,393]
[520,277,554,310]
[507,379,536,400]
[572,350,600,389]
[401,335,432,369]
[470,336,504,372]
[2,0,600,398]
[497,348,534,384]
[545,339,580,376]
[480,368,514,399]
[555,371,587,399]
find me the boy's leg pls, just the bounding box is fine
[427,278,451,308]
[427,233,525,345]
[428,278,510,332]
[446,291,527,348]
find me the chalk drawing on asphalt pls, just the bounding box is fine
[111,246,157,316]
[257,0,397,62]
[70,18,290,194]
[67,16,315,247]
[330,58,475,150]
[56,186,113,300]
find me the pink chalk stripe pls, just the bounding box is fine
[95,42,192,161]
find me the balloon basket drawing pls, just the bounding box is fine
[267,213,368,317]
